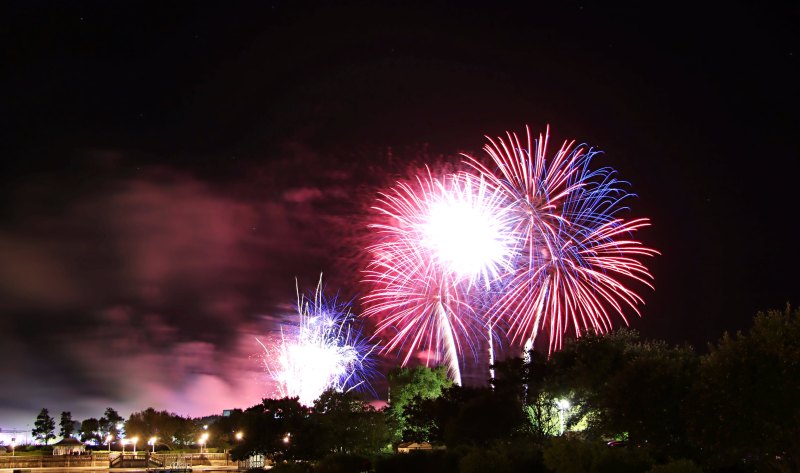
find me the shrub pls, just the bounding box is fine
[316,453,372,473]
[373,451,454,473]
[647,459,704,473]
[543,437,652,473]
[269,461,313,473]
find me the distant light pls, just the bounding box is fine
[235,432,243,441]
[556,399,571,410]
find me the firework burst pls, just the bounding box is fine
[259,278,377,406]
[363,169,515,384]
[464,126,658,352]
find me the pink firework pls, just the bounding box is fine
[362,168,515,384]
[464,126,659,353]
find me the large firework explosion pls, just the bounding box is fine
[259,278,378,406]
[465,126,659,353]
[362,169,516,384]
[363,126,657,381]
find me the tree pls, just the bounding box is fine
[591,340,697,458]
[544,329,641,434]
[80,418,101,443]
[311,389,391,455]
[493,352,560,440]
[443,388,526,447]
[386,366,452,442]
[99,407,124,437]
[209,409,245,449]
[59,411,76,438]
[125,408,195,448]
[32,408,56,445]
[688,307,800,472]
[231,397,312,462]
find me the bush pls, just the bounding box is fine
[647,459,704,473]
[459,440,547,473]
[373,451,454,473]
[543,437,652,473]
[269,461,313,473]
[316,453,371,473]
[459,448,512,473]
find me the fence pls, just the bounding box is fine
[0,452,231,469]
[0,454,108,469]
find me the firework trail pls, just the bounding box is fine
[464,126,658,353]
[363,169,515,384]
[259,277,377,406]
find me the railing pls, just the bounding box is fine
[0,451,231,469]
[0,453,107,469]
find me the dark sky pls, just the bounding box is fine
[1,2,797,429]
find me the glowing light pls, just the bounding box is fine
[555,398,571,435]
[420,175,514,282]
[464,126,658,352]
[363,170,514,384]
[235,431,243,441]
[259,277,378,406]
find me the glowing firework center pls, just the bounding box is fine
[421,188,511,284]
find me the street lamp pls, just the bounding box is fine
[149,437,158,453]
[106,434,113,453]
[131,437,138,454]
[199,432,209,454]
[10,439,16,457]
[282,433,291,445]
[235,431,243,441]
[555,399,571,435]
[121,439,127,455]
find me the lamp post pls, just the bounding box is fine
[10,439,16,457]
[106,434,113,453]
[199,432,209,454]
[235,431,243,441]
[131,437,138,454]
[149,437,157,453]
[121,439,127,456]
[555,399,570,435]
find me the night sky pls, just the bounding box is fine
[1,2,797,429]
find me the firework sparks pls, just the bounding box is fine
[259,278,377,406]
[363,169,515,384]
[464,126,659,353]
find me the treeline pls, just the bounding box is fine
[23,307,799,472]
[27,406,214,450]
[231,307,799,473]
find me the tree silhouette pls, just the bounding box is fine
[33,408,56,445]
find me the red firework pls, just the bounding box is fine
[464,126,659,352]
